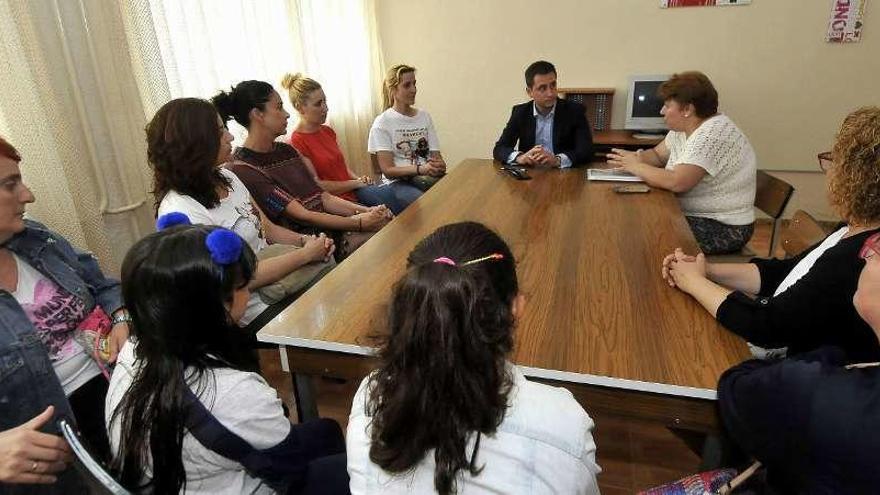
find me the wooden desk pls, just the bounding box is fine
[258,159,749,432]
[594,129,664,150]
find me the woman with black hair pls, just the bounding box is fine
[211,81,391,261]
[106,219,348,494]
[346,222,601,494]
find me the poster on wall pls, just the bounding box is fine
[826,0,867,43]
[660,0,751,7]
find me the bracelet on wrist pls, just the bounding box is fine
[111,310,132,327]
[416,164,421,176]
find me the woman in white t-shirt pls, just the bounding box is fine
[107,222,348,494]
[347,222,600,494]
[660,107,880,363]
[367,64,446,211]
[148,98,335,328]
[608,71,756,254]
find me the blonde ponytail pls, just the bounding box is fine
[280,72,322,110]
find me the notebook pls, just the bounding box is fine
[586,168,644,182]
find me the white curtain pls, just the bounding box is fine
[122,0,385,173]
[0,0,384,273]
[0,0,155,275]
[293,0,385,173]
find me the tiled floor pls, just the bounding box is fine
[257,220,782,493]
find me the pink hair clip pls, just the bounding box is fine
[433,257,457,266]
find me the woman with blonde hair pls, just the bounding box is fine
[662,106,880,363]
[366,64,446,210]
[284,73,405,214]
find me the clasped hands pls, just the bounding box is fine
[516,145,560,167]
[299,233,336,262]
[661,247,708,292]
[418,156,446,177]
[354,175,375,187]
[353,205,393,231]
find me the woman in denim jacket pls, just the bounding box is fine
[0,137,128,491]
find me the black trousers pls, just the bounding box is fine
[68,374,111,464]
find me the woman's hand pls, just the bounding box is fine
[667,249,708,293]
[0,406,72,485]
[354,209,389,232]
[105,321,129,364]
[606,148,642,172]
[427,155,446,175]
[369,205,394,220]
[661,248,697,288]
[301,233,335,263]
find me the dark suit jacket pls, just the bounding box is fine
[492,98,593,166]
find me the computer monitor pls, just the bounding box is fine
[624,75,670,134]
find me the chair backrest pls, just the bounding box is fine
[754,170,795,257]
[58,418,131,495]
[558,87,614,131]
[754,170,794,219]
[781,209,828,258]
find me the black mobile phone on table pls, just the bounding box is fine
[501,166,532,180]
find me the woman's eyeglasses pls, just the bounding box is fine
[859,232,880,259]
[817,151,833,173]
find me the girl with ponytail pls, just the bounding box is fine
[346,222,601,494]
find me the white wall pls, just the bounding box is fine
[376,0,879,219]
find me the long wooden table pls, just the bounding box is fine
[258,159,749,432]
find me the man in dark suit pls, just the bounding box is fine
[493,61,593,167]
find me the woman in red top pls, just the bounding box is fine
[284,73,407,214]
[211,81,391,261]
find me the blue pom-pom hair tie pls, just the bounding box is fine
[156,212,192,231]
[205,229,243,266]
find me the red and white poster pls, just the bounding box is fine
[660,0,751,7]
[826,0,867,43]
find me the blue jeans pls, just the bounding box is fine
[355,182,423,215]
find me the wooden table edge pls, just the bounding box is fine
[262,337,721,431]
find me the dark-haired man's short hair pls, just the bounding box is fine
[525,61,556,88]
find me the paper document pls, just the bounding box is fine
[586,168,644,182]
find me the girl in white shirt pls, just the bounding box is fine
[107,221,348,494]
[347,222,600,494]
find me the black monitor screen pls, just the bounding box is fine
[630,81,665,118]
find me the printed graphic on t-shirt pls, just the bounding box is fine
[395,129,430,165]
[233,201,265,241]
[21,278,87,363]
